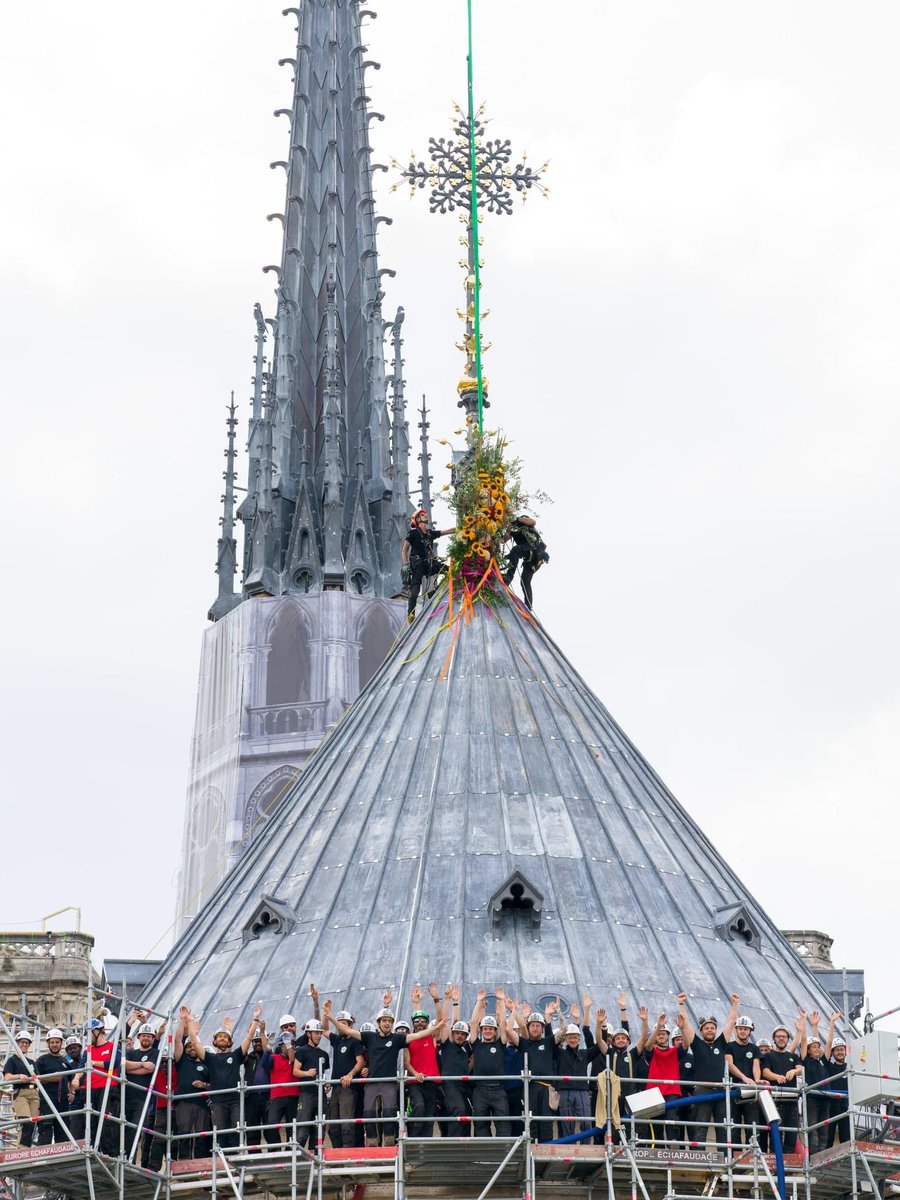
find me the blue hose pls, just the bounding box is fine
[769,1120,787,1200]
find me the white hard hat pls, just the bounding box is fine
[15,1029,33,1043]
[735,1016,754,1030]
[360,1022,376,1033]
[772,1025,790,1038]
[376,1008,395,1021]
[807,1035,822,1044]
[335,1010,354,1022]
[832,1038,847,1049]
[305,1019,323,1033]
[137,1023,155,1036]
[279,1014,297,1027]
[451,1021,470,1034]
[480,1015,498,1029]
[46,1028,64,1041]
[564,1024,581,1036]
[394,1020,411,1033]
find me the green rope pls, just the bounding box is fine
[466,0,484,433]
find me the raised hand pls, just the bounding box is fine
[451,984,460,1003]
[428,982,440,1001]
[477,988,487,1001]
[730,993,740,1005]
[189,1019,200,1037]
[809,1010,820,1026]
[795,1013,806,1032]
[309,983,319,1002]
[569,1004,581,1023]
[676,1012,685,1029]
[383,990,393,1008]
[582,995,593,1010]
[223,1016,234,1031]
[411,984,423,1007]
[676,993,688,1006]
[179,1005,191,1022]
[323,999,333,1014]
[637,1005,649,1023]
[252,1004,263,1021]
[657,1013,667,1029]
[521,1002,532,1019]
[829,1011,843,1024]
[596,1008,607,1027]
[617,991,627,1010]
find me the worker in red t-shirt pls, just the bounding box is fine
[404,983,445,1137]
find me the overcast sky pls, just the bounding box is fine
[1,1,898,1032]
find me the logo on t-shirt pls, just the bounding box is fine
[226,1056,233,1064]
[538,1043,545,1051]
[490,1047,497,1055]
[713,1048,720,1056]
[385,1041,393,1048]
[339,1047,348,1056]
[745,1051,753,1060]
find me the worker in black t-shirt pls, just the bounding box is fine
[823,1013,850,1147]
[468,988,520,1138]
[801,1011,834,1154]
[124,1023,159,1145]
[680,993,739,1148]
[188,1004,263,1149]
[334,991,445,1147]
[725,1015,761,1144]
[293,1020,330,1149]
[322,1003,366,1148]
[518,997,561,1143]
[34,1028,69,1145]
[761,1015,805,1153]
[437,984,473,1136]
[172,1008,213,1159]
[401,509,453,621]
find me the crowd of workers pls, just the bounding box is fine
[3,985,851,1168]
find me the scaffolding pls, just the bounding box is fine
[2,999,898,1200]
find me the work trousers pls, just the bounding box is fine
[594,1073,622,1131]
[528,1083,555,1142]
[558,1089,592,1135]
[327,1082,357,1147]
[174,1100,211,1159]
[503,547,537,609]
[36,1092,66,1145]
[690,1096,727,1148]
[364,1081,399,1145]
[69,1090,120,1155]
[264,1093,299,1145]
[806,1096,830,1154]
[472,1082,509,1138]
[242,1090,267,1151]
[296,1086,320,1149]
[11,1088,39,1147]
[778,1102,799,1154]
[408,1080,440,1137]
[210,1095,241,1149]
[441,1081,471,1136]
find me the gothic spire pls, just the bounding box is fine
[417,394,433,516]
[385,307,410,594]
[217,0,406,612]
[208,395,242,622]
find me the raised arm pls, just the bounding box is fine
[677,994,694,1047]
[440,983,460,1043]
[428,981,444,1025]
[796,1010,808,1059]
[723,993,740,1042]
[469,989,487,1040]
[188,1017,206,1061]
[240,1006,264,1056]
[333,1017,362,1042]
[309,984,321,1023]
[593,1009,608,1056]
[408,1019,446,1044]
[823,1011,841,1061]
[173,1007,189,1062]
[635,1005,650,1054]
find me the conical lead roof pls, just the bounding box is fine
[146,593,831,1031]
